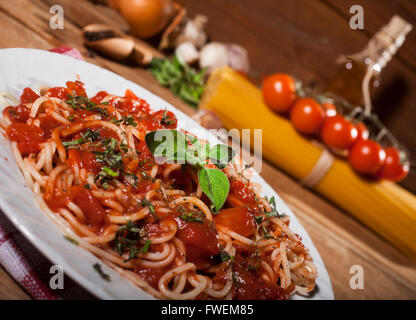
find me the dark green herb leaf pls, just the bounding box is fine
[145,129,187,163]
[198,168,230,211]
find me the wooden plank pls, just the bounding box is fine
[0,266,30,300]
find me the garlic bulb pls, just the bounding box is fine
[175,15,208,49]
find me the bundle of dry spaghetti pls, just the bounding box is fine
[199,67,416,261]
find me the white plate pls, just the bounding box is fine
[0,48,334,300]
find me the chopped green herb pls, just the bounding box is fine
[66,94,109,118]
[101,166,119,177]
[84,183,91,190]
[141,239,151,254]
[63,235,79,245]
[141,198,155,215]
[217,251,232,262]
[232,271,240,287]
[93,263,111,281]
[62,138,84,147]
[113,220,145,262]
[254,215,263,224]
[122,115,137,127]
[180,212,203,223]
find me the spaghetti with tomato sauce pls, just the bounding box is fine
[0,81,317,299]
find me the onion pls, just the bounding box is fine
[112,0,175,39]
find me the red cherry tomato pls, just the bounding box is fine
[355,122,369,141]
[349,139,386,175]
[377,147,409,182]
[262,73,297,112]
[321,115,357,150]
[322,102,337,117]
[290,98,325,134]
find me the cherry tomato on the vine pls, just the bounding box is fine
[262,73,297,112]
[376,147,409,182]
[321,115,357,150]
[355,122,369,141]
[290,98,325,134]
[348,139,385,175]
[322,102,337,117]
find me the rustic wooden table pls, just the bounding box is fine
[0,0,415,300]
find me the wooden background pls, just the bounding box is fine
[0,0,415,300]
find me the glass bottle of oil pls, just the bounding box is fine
[326,15,412,108]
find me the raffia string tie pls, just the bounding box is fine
[300,141,335,188]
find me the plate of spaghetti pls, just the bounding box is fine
[0,48,333,300]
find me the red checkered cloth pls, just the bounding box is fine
[0,47,94,300]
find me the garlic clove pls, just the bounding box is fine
[192,109,223,130]
[199,42,229,72]
[175,42,200,65]
[226,43,250,74]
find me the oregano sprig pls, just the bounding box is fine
[145,129,235,211]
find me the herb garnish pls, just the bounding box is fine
[179,211,203,223]
[113,220,149,262]
[265,196,285,218]
[160,109,174,126]
[215,251,233,263]
[141,198,155,215]
[62,128,101,147]
[66,94,109,118]
[63,235,79,245]
[232,271,240,287]
[145,129,235,211]
[93,263,111,281]
[149,55,206,108]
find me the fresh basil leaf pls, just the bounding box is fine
[209,144,235,169]
[145,129,187,164]
[198,168,230,211]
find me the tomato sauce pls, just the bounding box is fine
[67,149,102,174]
[134,265,169,289]
[20,87,39,104]
[66,81,87,97]
[214,206,255,237]
[229,180,257,205]
[175,217,220,269]
[39,115,62,139]
[46,87,71,100]
[3,105,30,123]
[232,248,289,300]
[70,185,106,227]
[6,122,45,155]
